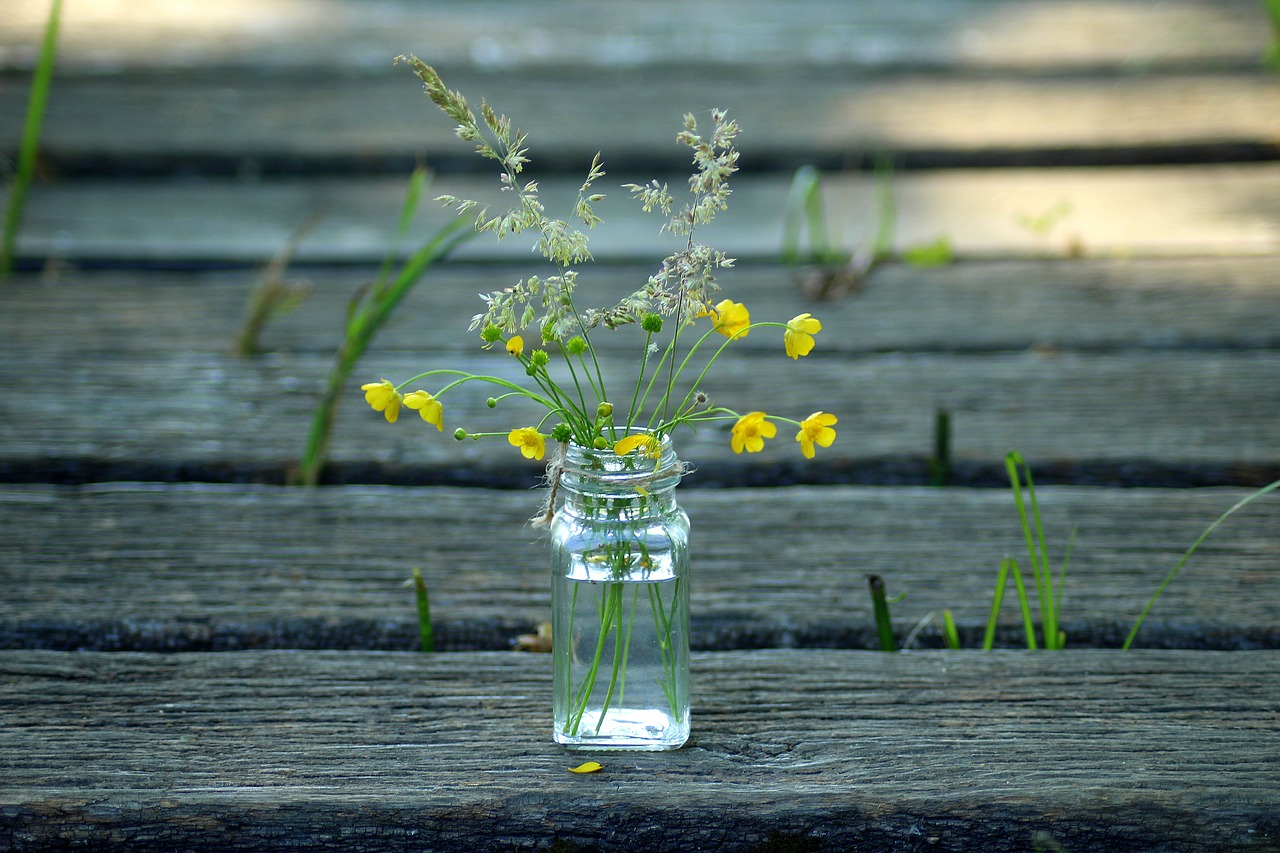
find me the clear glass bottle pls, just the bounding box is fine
[550,434,690,750]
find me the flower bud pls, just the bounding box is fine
[453,428,467,441]
[596,402,613,418]
[486,397,498,408]
[593,436,609,450]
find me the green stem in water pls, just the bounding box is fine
[595,582,638,734]
[568,584,618,736]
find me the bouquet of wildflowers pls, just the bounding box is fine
[361,57,837,501]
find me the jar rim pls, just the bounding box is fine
[559,429,683,493]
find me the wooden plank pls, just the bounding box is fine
[2,484,1276,650]
[6,257,1280,356]
[5,71,1279,172]
[1,346,1276,480]
[7,165,1280,265]
[0,0,1269,72]
[2,649,1277,851]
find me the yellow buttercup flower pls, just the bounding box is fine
[730,411,776,454]
[403,390,445,431]
[795,411,837,459]
[614,433,661,458]
[702,299,750,339]
[360,379,402,423]
[506,335,525,357]
[783,313,822,359]
[508,427,547,461]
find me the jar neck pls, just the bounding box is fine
[557,433,682,519]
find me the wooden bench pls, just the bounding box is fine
[2,1,1278,849]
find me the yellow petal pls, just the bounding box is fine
[614,433,658,457]
[569,761,604,774]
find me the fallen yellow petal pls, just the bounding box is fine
[568,761,604,774]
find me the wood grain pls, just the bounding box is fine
[1,0,1269,72]
[5,71,1278,173]
[2,649,1277,851]
[7,257,1280,356]
[2,484,1275,650]
[2,347,1276,480]
[8,165,1279,266]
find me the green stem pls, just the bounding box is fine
[568,584,618,736]
[595,583,638,734]
[650,577,682,719]
[625,330,655,433]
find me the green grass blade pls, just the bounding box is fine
[983,556,1012,650]
[1,0,61,280]
[1006,451,1060,648]
[780,166,818,265]
[372,165,430,293]
[802,169,833,263]
[929,407,951,487]
[293,212,472,486]
[941,610,961,650]
[871,152,896,262]
[411,567,435,652]
[867,574,897,652]
[1123,478,1280,649]
[1008,557,1038,650]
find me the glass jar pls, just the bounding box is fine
[550,433,690,750]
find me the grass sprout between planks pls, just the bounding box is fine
[292,168,474,485]
[873,452,1279,650]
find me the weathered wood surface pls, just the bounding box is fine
[5,71,1278,173]
[2,484,1276,651]
[2,649,1277,852]
[2,0,1270,72]
[8,258,1280,355]
[1,2,1276,850]
[7,165,1280,265]
[5,259,1278,485]
[3,345,1276,482]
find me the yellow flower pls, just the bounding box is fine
[506,335,525,357]
[795,411,838,459]
[360,379,402,423]
[702,299,750,339]
[508,427,547,461]
[783,313,822,359]
[403,390,444,431]
[730,411,777,454]
[614,433,661,458]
